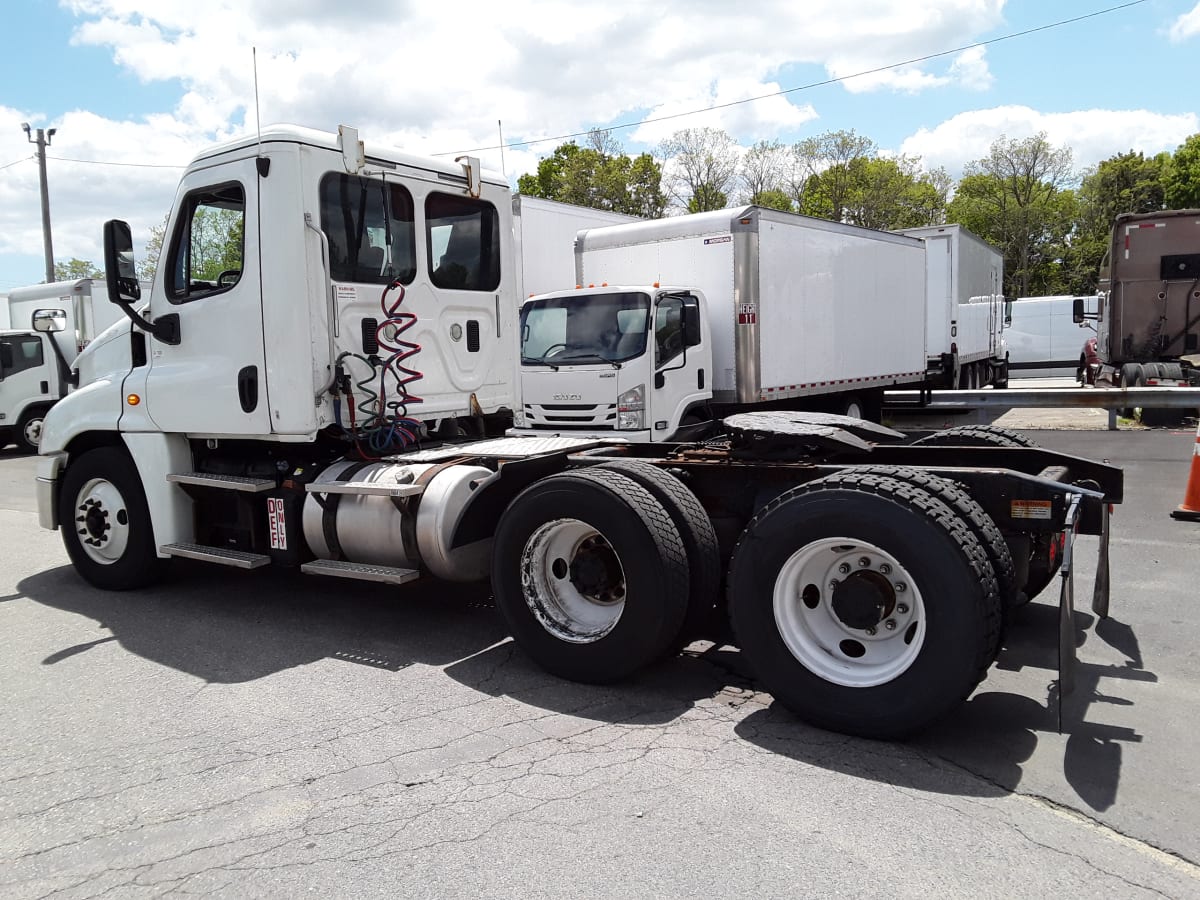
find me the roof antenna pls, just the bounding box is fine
[498,119,507,181]
[253,47,269,177]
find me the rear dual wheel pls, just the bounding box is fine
[492,468,695,683]
[728,472,1002,739]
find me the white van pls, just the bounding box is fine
[1005,295,1098,379]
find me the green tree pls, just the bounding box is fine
[839,156,949,230]
[1164,133,1200,209]
[1066,150,1168,292]
[54,258,103,281]
[189,207,244,280]
[794,130,877,222]
[138,215,169,282]
[947,133,1075,298]
[740,139,790,208]
[517,132,666,218]
[749,188,794,211]
[660,127,739,212]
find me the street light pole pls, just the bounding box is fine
[22,123,57,283]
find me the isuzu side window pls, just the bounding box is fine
[166,183,246,303]
[0,337,44,376]
[426,193,500,291]
[655,296,685,367]
[320,174,416,285]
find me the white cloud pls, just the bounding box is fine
[899,106,1200,177]
[1169,2,1200,42]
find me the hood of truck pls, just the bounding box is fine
[520,364,624,430]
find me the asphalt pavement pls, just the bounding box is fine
[2,426,1199,898]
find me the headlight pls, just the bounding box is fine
[617,384,645,430]
[617,410,644,430]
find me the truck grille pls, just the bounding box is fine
[523,403,617,429]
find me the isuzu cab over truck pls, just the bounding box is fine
[1077,209,1200,425]
[0,279,126,451]
[37,125,1123,739]
[513,207,928,441]
[895,224,1008,390]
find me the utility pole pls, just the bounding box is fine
[21,123,56,283]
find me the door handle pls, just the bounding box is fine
[238,366,259,413]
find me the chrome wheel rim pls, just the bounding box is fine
[520,518,627,643]
[22,416,43,447]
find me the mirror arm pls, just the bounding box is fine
[115,305,181,345]
[44,335,77,391]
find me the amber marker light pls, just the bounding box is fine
[126,394,141,406]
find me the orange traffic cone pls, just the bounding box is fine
[1171,420,1200,521]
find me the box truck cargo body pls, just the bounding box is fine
[511,196,638,300]
[895,224,1006,389]
[523,206,926,436]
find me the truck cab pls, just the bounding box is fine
[514,285,709,441]
[0,328,60,451]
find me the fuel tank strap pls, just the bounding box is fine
[398,458,473,572]
[322,461,373,561]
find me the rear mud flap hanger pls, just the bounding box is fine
[1056,485,1112,732]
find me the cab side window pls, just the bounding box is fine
[166,183,246,303]
[655,296,684,368]
[0,337,44,376]
[320,174,416,284]
[426,193,500,291]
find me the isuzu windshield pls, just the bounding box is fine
[520,291,650,366]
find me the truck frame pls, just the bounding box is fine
[36,124,1122,739]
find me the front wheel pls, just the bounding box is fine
[59,447,165,590]
[15,407,48,453]
[728,472,1001,739]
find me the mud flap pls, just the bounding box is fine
[1057,494,1082,732]
[1091,503,1111,620]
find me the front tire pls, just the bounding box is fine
[491,468,690,683]
[15,406,48,453]
[728,472,1001,739]
[59,447,165,590]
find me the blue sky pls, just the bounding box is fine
[1,0,1198,290]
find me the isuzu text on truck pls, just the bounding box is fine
[36,125,1123,738]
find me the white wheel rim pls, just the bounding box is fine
[520,518,627,643]
[72,477,131,565]
[772,537,926,687]
[23,416,43,447]
[844,401,863,419]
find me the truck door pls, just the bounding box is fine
[0,332,53,419]
[651,291,707,439]
[143,158,270,435]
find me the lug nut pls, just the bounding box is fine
[865,626,877,636]
[838,563,850,574]
[895,582,907,593]
[885,620,897,631]
[897,603,909,614]
[858,556,870,567]
[829,579,839,590]
[879,563,892,575]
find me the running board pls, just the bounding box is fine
[300,559,420,584]
[160,542,272,568]
[167,472,276,492]
[306,481,424,498]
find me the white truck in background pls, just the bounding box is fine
[511,195,637,299]
[0,279,126,452]
[512,206,928,440]
[1005,295,1099,379]
[895,224,1007,390]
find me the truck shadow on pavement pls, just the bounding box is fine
[735,600,1154,812]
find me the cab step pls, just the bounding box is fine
[160,542,272,568]
[167,472,276,493]
[305,481,425,498]
[300,559,420,585]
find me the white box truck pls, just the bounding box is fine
[895,224,1007,390]
[513,206,928,440]
[34,125,1123,739]
[511,195,637,300]
[0,278,127,451]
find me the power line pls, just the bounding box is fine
[438,0,1148,156]
[45,155,185,169]
[0,156,31,171]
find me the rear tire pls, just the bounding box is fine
[911,425,1038,449]
[593,459,720,646]
[491,468,690,683]
[728,472,1001,739]
[59,447,165,590]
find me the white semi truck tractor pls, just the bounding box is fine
[36,124,1123,738]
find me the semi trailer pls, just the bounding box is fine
[36,124,1122,739]
[1080,209,1200,424]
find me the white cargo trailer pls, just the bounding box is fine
[895,224,1006,390]
[511,196,637,300]
[513,206,927,440]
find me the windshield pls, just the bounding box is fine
[520,291,650,365]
